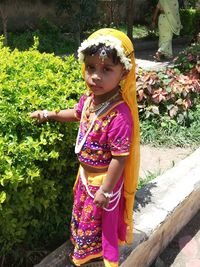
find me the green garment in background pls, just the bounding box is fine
[159,0,182,35]
[158,0,182,57]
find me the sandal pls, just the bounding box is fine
[68,253,77,266]
[81,259,105,267]
[68,254,104,267]
[153,51,165,62]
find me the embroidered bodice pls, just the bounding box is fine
[74,95,133,168]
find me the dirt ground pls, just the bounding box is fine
[139,145,193,179]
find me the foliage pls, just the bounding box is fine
[180,8,200,36]
[136,67,199,124]
[132,25,158,40]
[184,0,199,8]
[7,19,77,55]
[140,101,200,147]
[173,43,200,73]
[55,0,99,42]
[137,43,200,148]
[0,39,85,265]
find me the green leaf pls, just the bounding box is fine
[0,191,6,204]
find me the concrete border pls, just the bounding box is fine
[120,147,200,267]
[34,147,200,267]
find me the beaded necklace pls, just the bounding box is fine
[89,91,120,113]
[75,91,120,154]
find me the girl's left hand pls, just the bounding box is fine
[93,190,109,209]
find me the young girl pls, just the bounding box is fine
[31,28,140,267]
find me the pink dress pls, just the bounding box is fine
[70,94,133,266]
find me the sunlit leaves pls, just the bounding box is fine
[0,45,85,262]
[136,45,200,122]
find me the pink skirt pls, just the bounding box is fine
[70,171,127,266]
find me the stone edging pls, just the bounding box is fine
[119,147,200,267]
[34,147,200,267]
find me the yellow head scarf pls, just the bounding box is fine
[79,28,140,244]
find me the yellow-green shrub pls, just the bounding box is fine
[0,41,85,264]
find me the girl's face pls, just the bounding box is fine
[84,54,128,96]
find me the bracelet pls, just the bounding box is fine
[42,110,48,119]
[98,186,113,199]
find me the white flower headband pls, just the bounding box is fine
[77,35,133,70]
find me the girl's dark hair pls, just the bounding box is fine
[82,43,121,65]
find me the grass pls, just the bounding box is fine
[118,24,158,40]
[138,170,162,190]
[140,102,200,149]
[138,102,200,188]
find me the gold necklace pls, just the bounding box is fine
[89,91,120,113]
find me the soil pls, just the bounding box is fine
[140,145,193,179]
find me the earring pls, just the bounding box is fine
[119,80,124,90]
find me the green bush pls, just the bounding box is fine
[136,66,199,124]
[0,39,85,265]
[180,8,200,36]
[7,19,77,55]
[174,43,200,73]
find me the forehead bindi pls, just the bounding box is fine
[85,54,116,66]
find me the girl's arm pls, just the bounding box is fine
[94,156,127,208]
[30,109,79,123]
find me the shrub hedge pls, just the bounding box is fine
[7,19,77,55]
[0,39,85,265]
[180,8,200,36]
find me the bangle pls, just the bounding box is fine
[98,186,113,199]
[42,110,48,119]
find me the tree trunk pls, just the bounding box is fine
[126,0,134,43]
[0,5,8,46]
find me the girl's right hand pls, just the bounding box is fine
[30,110,48,123]
[94,190,109,209]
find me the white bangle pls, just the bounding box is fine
[42,110,48,119]
[98,186,113,199]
